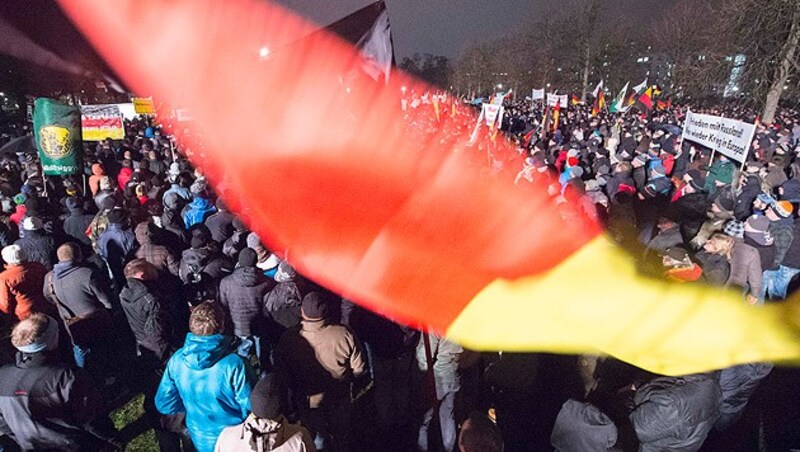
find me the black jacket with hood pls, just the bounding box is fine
[0,352,115,451]
[218,266,275,337]
[119,278,172,361]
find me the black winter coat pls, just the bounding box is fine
[264,280,306,330]
[0,352,113,450]
[218,266,274,336]
[120,278,172,361]
[62,208,94,250]
[204,210,236,244]
[15,230,57,270]
[734,176,762,220]
[179,247,231,283]
[631,374,721,452]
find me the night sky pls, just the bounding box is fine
[0,0,676,94]
[275,0,677,59]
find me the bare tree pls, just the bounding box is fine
[717,0,800,122]
[651,0,730,97]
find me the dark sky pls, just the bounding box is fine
[275,0,676,60]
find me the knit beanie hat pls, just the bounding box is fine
[249,373,286,420]
[106,209,126,225]
[275,261,297,282]
[246,232,262,250]
[301,293,328,320]
[100,196,116,211]
[724,220,744,239]
[1,245,25,265]
[238,248,258,267]
[756,193,777,206]
[713,193,735,212]
[22,216,43,231]
[772,200,794,219]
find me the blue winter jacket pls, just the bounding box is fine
[155,333,253,452]
[182,197,217,230]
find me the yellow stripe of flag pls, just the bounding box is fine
[447,235,800,376]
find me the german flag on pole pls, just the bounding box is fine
[591,95,600,117]
[60,0,800,376]
[638,87,654,111]
[552,100,562,132]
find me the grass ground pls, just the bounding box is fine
[110,393,158,451]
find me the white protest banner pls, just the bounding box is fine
[80,104,125,141]
[532,89,545,100]
[682,109,756,164]
[482,103,503,127]
[546,94,568,107]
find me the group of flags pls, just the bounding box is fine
[589,78,670,115]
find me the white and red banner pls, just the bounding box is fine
[80,104,125,140]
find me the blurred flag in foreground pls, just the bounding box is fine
[59,0,800,375]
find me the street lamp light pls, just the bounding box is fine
[258,47,270,59]
[497,84,503,89]
[401,86,407,94]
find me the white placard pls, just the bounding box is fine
[682,109,756,163]
[482,104,504,127]
[532,89,545,100]
[546,94,568,107]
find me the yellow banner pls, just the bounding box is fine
[132,97,156,115]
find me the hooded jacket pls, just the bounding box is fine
[214,415,315,452]
[135,222,180,276]
[120,278,172,360]
[15,230,57,271]
[715,363,773,431]
[218,266,274,337]
[631,374,721,452]
[551,399,618,452]
[0,352,114,451]
[205,209,236,244]
[88,163,105,196]
[183,197,217,229]
[63,204,94,250]
[156,333,254,452]
[264,281,304,331]
[97,223,137,283]
[180,246,231,283]
[44,262,112,318]
[0,262,49,322]
[276,318,366,401]
[117,167,133,191]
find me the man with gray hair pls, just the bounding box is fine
[0,314,119,450]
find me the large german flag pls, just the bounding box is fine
[59,0,800,376]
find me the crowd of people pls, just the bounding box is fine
[0,95,797,452]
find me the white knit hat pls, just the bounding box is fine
[22,216,43,231]
[2,245,26,265]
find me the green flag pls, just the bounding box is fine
[33,98,83,176]
[609,82,629,113]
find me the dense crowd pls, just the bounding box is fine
[0,98,797,452]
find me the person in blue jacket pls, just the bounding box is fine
[156,301,254,452]
[182,180,217,229]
